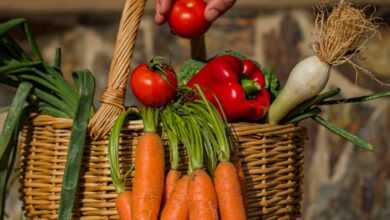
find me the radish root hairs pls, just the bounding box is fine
[313,0,378,66]
[268,0,380,124]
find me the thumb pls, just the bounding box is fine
[205,0,236,22]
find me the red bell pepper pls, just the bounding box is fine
[187,55,271,122]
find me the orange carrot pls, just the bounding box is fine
[163,169,181,204]
[189,169,219,220]
[160,175,190,220]
[110,111,138,220]
[191,86,246,219]
[131,132,165,220]
[161,108,182,205]
[215,161,247,220]
[116,192,132,220]
[234,157,247,209]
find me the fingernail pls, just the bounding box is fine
[205,8,220,22]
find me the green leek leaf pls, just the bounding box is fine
[58,70,95,220]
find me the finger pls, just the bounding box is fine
[155,13,166,25]
[205,0,236,22]
[155,0,166,24]
[160,0,173,15]
[155,0,162,13]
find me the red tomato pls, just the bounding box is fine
[130,63,177,107]
[168,0,210,39]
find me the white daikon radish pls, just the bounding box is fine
[268,56,330,124]
[268,0,378,124]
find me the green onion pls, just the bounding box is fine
[0,140,18,219]
[38,103,69,118]
[284,88,340,122]
[0,82,32,162]
[0,19,80,119]
[0,82,31,219]
[34,88,73,117]
[58,70,95,220]
[0,61,41,76]
[288,107,321,124]
[23,23,43,61]
[319,91,390,105]
[0,19,26,37]
[312,115,373,151]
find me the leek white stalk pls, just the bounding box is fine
[268,55,330,124]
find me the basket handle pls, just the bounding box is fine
[89,0,147,139]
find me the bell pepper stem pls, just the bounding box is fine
[241,78,261,97]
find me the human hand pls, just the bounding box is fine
[155,0,236,25]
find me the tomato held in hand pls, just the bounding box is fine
[168,0,210,39]
[130,58,177,107]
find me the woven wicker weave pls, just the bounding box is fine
[19,115,305,219]
[18,0,306,219]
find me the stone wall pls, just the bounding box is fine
[1,3,390,220]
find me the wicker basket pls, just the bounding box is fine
[18,0,306,219]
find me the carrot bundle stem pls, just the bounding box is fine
[161,107,182,204]
[109,110,137,193]
[131,132,165,220]
[132,107,164,220]
[193,86,247,219]
[162,106,180,170]
[141,107,159,133]
[109,110,139,220]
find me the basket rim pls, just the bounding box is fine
[28,114,305,133]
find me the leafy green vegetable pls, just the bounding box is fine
[218,49,246,60]
[58,70,95,220]
[178,59,205,85]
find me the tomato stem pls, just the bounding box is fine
[148,56,168,73]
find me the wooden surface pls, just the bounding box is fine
[0,0,390,14]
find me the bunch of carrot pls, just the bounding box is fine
[109,87,247,220]
[160,87,247,220]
